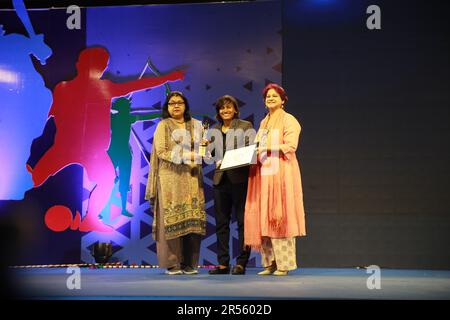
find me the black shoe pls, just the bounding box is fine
[208,266,230,275]
[182,266,198,275]
[231,265,246,275]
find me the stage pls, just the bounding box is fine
[11,267,450,300]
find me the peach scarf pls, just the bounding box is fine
[245,109,287,249]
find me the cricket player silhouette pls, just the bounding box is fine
[107,97,160,218]
[0,0,52,200]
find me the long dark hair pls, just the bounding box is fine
[162,91,192,121]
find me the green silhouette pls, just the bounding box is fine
[102,53,211,219]
[106,97,161,217]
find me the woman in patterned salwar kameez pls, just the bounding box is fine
[244,83,306,276]
[145,91,206,275]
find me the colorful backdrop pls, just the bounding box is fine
[0,0,282,266]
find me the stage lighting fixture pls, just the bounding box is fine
[91,242,112,263]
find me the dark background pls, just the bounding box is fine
[1,0,449,269]
[284,0,450,269]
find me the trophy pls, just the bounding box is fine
[199,121,209,157]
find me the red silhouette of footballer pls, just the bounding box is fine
[30,47,185,232]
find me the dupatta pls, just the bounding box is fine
[244,109,287,249]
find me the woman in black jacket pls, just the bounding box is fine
[207,95,254,275]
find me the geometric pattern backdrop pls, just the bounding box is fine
[81,1,282,266]
[0,1,280,266]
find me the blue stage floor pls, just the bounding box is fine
[11,268,450,300]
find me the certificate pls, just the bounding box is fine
[219,144,257,171]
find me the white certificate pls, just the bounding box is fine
[219,144,257,171]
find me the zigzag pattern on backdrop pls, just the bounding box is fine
[81,4,282,267]
[81,58,282,267]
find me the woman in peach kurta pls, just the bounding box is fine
[244,83,306,276]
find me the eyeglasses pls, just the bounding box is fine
[168,102,185,107]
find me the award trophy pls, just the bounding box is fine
[199,121,209,157]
